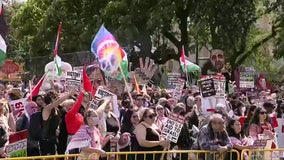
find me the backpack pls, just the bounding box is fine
[28,111,43,141]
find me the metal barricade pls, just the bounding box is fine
[89,149,240,160]
[1,154,86,160]
[241,148,284,160]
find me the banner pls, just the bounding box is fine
[6,130,28,158]
[9,98,27,120]
[161,112,185,143]
[200,78,216,98]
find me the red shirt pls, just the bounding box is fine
[65,92,84,135]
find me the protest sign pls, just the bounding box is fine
[212,74,226,97]
[6,130,28,158]
[161,112,185,143]
[172,78,185,100]
[9,98,27,120]
[66,71,81,91]
[199,78,216,98]
[89,87,115,109]
[167,73,181,90]
[240,72,254,89]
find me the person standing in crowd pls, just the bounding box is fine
[32,95,46,109]
[171,103,197,160]
[239,105,256,136]
[66,108,106,160]
[40,89,76,155]
[16,101,39,131]
[249,107,275,141]
[226,119,253,160]
[57,99,75,156]
[155,105,167,130]
[0,100,9,158]
[192,114,232,160]
[133,108,170,160]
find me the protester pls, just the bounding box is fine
[192,114,232,160]
[249,107,275,141]
[133,108,170,160]
[155,104,167,130]
[40,89,76,155]
[16,101,39,131]
[66,108,106,160]
[226,119,253,160]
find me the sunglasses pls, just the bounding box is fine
[91,79,102,84]
[136,98,144,101]
[147,113,157,119]
[132,115,139,118]
[156,108,164,110]
[260,111,267,115]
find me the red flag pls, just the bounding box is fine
[53,22,62,57]
[83,66,93,93]
[181,45,186,69]
[28,72,48,100]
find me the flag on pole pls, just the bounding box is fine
[28,72,48,100]
[54,22,62,76]
[91,25,128,79]
[0,35,6,66]
[181,45,186,71]
[83,66,94,94]
[179,46,201,78]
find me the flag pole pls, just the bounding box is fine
[118,65,134,106]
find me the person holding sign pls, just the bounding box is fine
[249,107,276,147]
[133,108,170,160]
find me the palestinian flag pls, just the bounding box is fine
[179,45,201,78]
[0,35,6,66]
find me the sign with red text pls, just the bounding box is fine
[161,112,185,143]
[6,130,28,158]
[9,98,27,120]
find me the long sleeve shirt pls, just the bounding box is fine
[197,125,233,151]
[65,93,84,135]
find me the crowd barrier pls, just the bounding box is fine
[1,154,86,160]
[241,148,284,160]
[89,150,240,160]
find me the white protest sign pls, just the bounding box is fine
[275,118,284,148]
[240,72,254,89]
[66,71,81,91]
[172,78,185,100]
[167,73,181,89]
[89,87,116,109]
[9,98,27,120]
[161,112,185,143]
[6,130,28,158]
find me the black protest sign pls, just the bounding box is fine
[200,78,216,97]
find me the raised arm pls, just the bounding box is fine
[42,90,75,120]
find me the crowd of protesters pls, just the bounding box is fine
[0,65,283,160]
